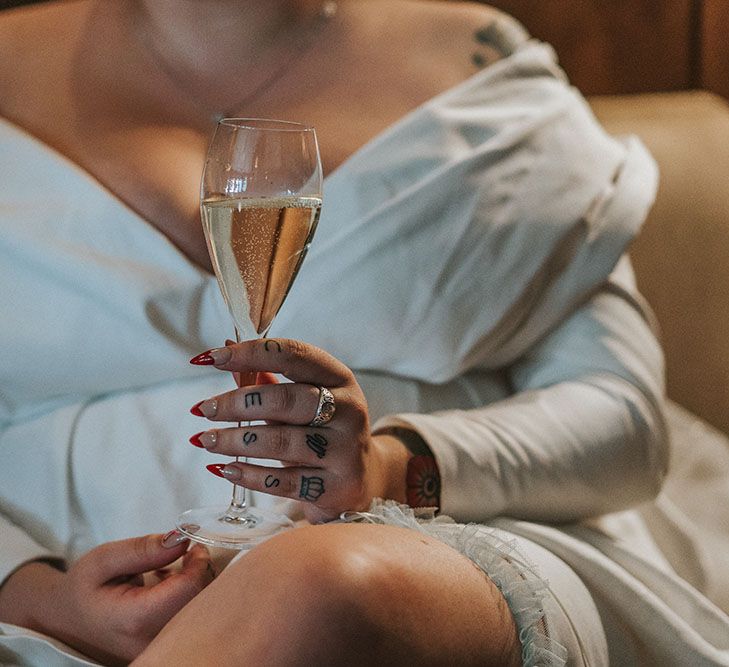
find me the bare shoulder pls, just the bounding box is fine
[0,1,78,59]
[363,0,505,26]
[0,1,90,116]
[345,0,518,80]
[360,1,511,41]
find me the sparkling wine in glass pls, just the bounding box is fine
[177,118,323,549]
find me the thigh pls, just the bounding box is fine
[134,523,522,667]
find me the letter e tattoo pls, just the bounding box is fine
[244,392,262,408]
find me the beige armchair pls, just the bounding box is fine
[592,92,729,436]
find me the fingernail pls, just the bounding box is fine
[190,347,232,366]
[206,463,241,481]
[190,431,217,449]
[162,530,189,548]
[189,351,215,365]
[206,463,225,478]
[191,400,217,417]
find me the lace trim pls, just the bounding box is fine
[340,500,568,667]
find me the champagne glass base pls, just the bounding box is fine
[176,506,295,550]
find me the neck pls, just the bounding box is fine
[128,0,320,88]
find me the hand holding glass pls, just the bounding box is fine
[178,119,323,549]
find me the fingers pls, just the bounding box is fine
[139,545,214,625]
[193,425,334,465]
[145,544,210,610]
[208,462,332,506]
[189,338,372,519]
[194,382,323,425]
[85,534,192,584]
[196,338,354,387]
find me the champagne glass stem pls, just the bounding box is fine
[222,437,252,523]
[222,329,254,524]
[227,447,248,514]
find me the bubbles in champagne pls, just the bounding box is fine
[201,196,321,337]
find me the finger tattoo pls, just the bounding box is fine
[244,392,262,408]
[264,475,280,488]
[242,431,257,445]
[263,339,283,353]
[299,476,325,501]
[305,433,328,459]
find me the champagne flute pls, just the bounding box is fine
[177,118,323,549]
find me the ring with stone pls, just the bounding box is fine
[309,386,336,427]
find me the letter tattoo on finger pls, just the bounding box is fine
[305,433,328,459]
[242,431,257,445]
[264,475,280,488]
[244,392,262,408]
[299,476,325,501]
[263,339,283,353]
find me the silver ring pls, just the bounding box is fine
[309,387,336,427]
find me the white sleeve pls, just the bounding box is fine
[0,514,61,586]
[0,409,78,587]
[374,256,669,523]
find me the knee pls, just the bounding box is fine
[227,523,521,666]
[221,524,402,663]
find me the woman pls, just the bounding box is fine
[0,0,728,665]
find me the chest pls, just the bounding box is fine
[69,92,423,271]
[1,11,490,272]
[2,19,480,272]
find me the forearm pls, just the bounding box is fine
[0,506,66,605]
[0,561,64,634]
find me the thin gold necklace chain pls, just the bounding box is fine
[138,2,338,124]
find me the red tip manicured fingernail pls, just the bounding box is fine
[190,351,216,365]
[207,463,226,478]
[190,432,205,448]
[190,401,205,417]
[191,347,232,366]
